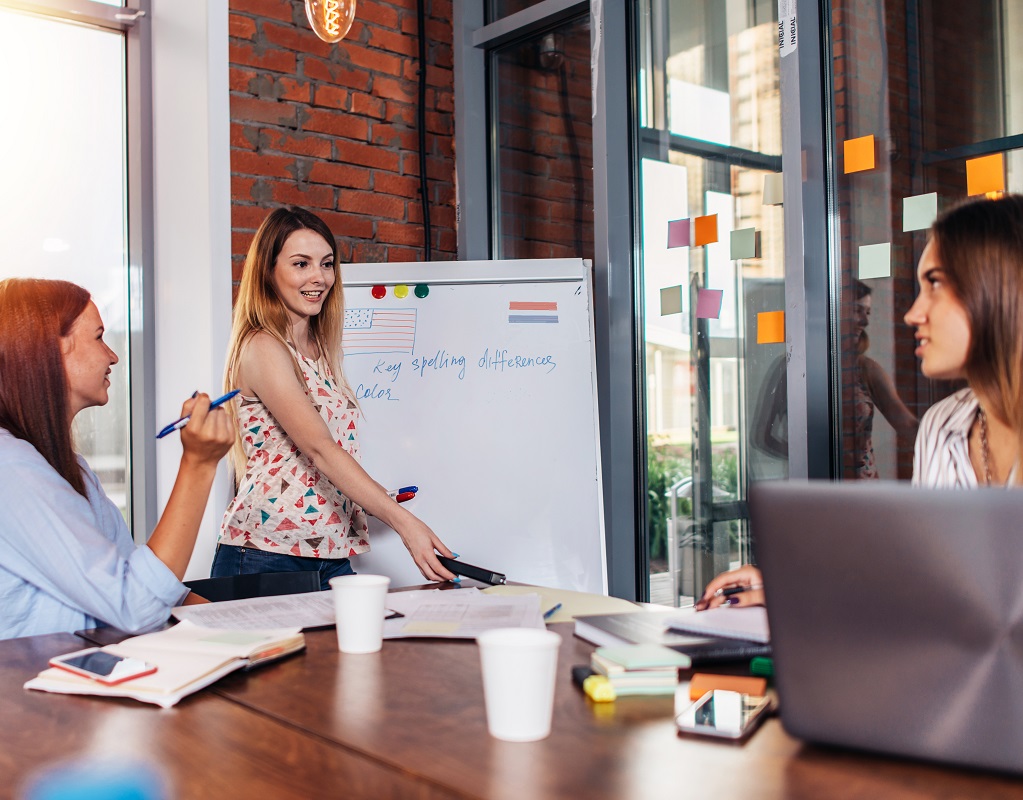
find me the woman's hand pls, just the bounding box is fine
[178,394,235,466]
[695,564,765,611]
[393,515,456,583]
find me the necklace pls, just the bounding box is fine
[978,407,993,486]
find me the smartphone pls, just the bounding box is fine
[49,648,157,686]
[675,689,772,741]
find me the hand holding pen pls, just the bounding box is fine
[695,564,766,611]
[157,390,240,439]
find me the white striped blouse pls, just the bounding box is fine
[912,388,980,488]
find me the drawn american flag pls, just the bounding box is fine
[343,308,418,355]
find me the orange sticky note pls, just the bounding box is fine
[844,135,875,174]
[693,214,718,246]
[757,311,785,344]
[966,153,1005,196]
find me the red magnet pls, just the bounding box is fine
[371,285,387,299]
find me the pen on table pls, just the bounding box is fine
[714,584,764,598]
[156,390,240,439]
[543,603,563,621]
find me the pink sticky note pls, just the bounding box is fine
[667,219,691,248]
[696,289,724,320]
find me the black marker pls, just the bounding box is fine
[437,556,506,585]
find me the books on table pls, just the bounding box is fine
[25,620,304,708]
[574,608,771,665]
[589,644,691,697]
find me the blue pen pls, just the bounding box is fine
[156,390,240,439]
[543,603,563,620]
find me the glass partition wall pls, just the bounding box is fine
[635,0,785,604]
[830,0,1023,483]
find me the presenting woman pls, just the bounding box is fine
[0,279,234,639]
[698,193,1023,609]
[212,207,455,587]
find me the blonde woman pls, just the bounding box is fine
[699,194,1023,610]
[212,207,455,587]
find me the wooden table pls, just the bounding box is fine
[4,625,1023,799]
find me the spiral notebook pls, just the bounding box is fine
[665,607,770,644]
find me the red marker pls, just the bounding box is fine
[395,491,416,503]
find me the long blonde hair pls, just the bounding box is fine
[225,206,349,476]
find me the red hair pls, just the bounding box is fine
[0,279,91,495]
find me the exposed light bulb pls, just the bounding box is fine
[305,0,356,44]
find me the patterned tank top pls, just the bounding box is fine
[218,345,370,559]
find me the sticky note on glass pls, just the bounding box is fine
[730,228,758,259]
[693,214,718,246]
[859,242,892,279]
[660,285,683,316]
[763,173,783,205]
[667,219,691,248]
[696,289,724,320]
[757,311,785,344]
[966,153,1005,196]
[844,135,875,174]
[903,193,938,232]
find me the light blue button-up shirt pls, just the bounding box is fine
[0,429,188,640]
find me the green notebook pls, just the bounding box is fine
[593,643,692,671]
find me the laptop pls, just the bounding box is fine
[751,480,1023,775]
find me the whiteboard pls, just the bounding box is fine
[340,258,606,593]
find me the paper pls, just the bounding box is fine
[763,173,783,205]
[383,588,545,638]
[844,134,875,174]
[695,289,723,320]
[859,242,892,279]
[660,285,683,316]
[693,214,718,246]
[903,192,938,232]
[757,311,785,344]
[482,584,639,624]
[730,228,758,259]
[778,0,797,57]
[667,218,691,248]
[173,592,337,630]
[966,153,1005,196]
[667,606,770,643]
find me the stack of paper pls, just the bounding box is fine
[590,644,690,696]
[25,620,304,708]
[383,588,545,638]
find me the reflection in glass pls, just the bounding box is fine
[492,16,593,261]
[0,10,129,515]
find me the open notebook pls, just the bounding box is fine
[25,620,304,708]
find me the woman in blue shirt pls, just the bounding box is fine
[0,278,234,639]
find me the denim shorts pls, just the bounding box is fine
[210,543,355,591]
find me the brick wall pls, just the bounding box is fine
[228,0,456,286]
[493,18,594,262]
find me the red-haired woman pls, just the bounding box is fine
[0,278,234,639]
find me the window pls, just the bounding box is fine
[0,2,149,528]
[635,0,785,605]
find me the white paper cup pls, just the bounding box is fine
[329,574,390,654]
[476,628,561,742]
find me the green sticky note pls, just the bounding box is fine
[730,228,758,259]
[903,192,938,232]
[859,242,892,279]
[660,285,683,316]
